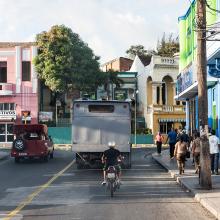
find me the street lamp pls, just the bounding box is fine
[134,90,139,147]
[55,100,61,126]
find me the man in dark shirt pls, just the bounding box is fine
[101,141,121,185]
[166,128,177,159]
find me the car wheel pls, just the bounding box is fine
[15,157,20,163]
[49,152,54,159]
[13,138,25,151]
[43,154,49,162]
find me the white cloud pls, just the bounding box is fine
[0,0,190,63]
[116,13,145,25]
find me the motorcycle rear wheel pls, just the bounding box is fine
[109,182,114,197]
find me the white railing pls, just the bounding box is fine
[0,83,14,95]
[147,104,185,113]
[162,105,173,112]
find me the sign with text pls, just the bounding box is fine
[39,112,53,122]
[0,110,16,120]
[177,65,193,94]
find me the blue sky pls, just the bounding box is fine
[0,0,190,63]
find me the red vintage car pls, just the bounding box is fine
[11,124,54,163]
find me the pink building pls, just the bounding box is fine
[0,42,38,145]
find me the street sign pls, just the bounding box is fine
[56,100,61,106]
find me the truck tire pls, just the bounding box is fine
[50,151,54,159]
[76,153,83,169]
[110,182,114,197]
[122,153,131,169]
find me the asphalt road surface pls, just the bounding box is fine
[0,148,215,220]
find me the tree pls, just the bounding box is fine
[126,45,154,60]
[196,0,212,189]
[34,25,102,93]
[156,33,179,57]
[101,69,124,100]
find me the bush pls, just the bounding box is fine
[39,120,56,127]
[135,128,152,135]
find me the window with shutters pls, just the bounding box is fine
[0,62,7,83]
[22,61,31,81]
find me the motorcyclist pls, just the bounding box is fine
[101,141,122,185]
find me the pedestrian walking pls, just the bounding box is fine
[209,130,220,175]
[166,128,177,159]
[155,132,163,155]
[174,135,188,175]
[181,129,190,147]
[191,132,200,174]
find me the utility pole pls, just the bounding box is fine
[197,0,212,189]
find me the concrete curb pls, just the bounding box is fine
[152,153,220,220]
[54,144,72,150]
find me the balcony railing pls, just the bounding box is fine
[147,104,186,113]
[0,83,14,95]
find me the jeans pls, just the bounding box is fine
[210,153,219,173]
[156,141,162,154]
[169,143,175,158]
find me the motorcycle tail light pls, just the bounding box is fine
[108,166,115,172]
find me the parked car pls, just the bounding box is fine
[11,124,54,163]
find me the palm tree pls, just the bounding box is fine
[102,69,124,100]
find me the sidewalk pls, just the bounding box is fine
[152,149,220,220]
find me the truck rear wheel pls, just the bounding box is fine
[122,153,131,169]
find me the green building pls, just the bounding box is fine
[176,0,220,135]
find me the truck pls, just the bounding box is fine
[72,100,131,168]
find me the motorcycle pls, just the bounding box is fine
[106,165,120,197]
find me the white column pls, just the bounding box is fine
[159,85,163,105]
[152,85,157,105]
[15,46,21,93]
[31,46,38,93]
[173,83,176,105]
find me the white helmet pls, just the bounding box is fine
[108,141,116,148]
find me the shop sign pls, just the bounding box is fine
[39,112,53,122]
[177,65,193,94]
[0,110,16,120]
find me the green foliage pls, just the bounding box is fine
[126,45,147,58]
[156,33,179,57]
[136,128,152,135]
[34,25,102,93]
[126,44,154,60]
[100,69,124,100]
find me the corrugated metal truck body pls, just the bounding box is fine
[72,100,131,168]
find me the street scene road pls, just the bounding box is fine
[0,148,214,220]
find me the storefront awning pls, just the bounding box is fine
[158,118,186,122]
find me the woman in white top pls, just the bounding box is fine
[209,130,220,175]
